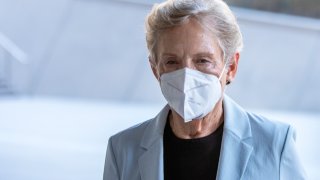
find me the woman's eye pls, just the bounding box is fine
[198,59,211,64]
[166,60,178,65]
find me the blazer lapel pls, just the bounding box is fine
[139,139,164,180]
[138,105,170,180]
[216,95,253,180]
[216,131,253,180]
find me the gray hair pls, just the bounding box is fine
[145,0,243,65]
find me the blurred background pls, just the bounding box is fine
[0,0,319,179]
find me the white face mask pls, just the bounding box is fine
[160,66,226,122]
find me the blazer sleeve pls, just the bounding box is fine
[280,126,307,180]
[103,137,120,180]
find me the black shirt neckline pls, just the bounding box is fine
[163,114,224,180]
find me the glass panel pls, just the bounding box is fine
[225,0,320,19]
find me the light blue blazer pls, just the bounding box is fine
[104,95,307,180]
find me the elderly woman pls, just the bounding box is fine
[104,0,306,179]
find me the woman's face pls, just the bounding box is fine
[152,18,225,78]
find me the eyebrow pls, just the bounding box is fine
[161,53,177,57]
[194,52,215,59]
[161,52,215,58]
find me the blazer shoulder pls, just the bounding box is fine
[247,112,291,151]
[109,118,153,149]
[248,112,290,134]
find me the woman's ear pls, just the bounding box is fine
[149,57,160,81]
[226,52,240,84]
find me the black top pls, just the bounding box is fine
[163,116,224,180]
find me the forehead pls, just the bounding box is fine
[157,18,221,57]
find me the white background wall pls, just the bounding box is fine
[0,0,319,111]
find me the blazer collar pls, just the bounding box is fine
[139,95,253,146]
[140,105,170,149]
[223,95,252,140]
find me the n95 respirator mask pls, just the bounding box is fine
[160,67,225,123]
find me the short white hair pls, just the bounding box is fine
[145,0,243,65]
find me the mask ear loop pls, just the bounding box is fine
[218,62,227,81]
[218,62,229,96]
